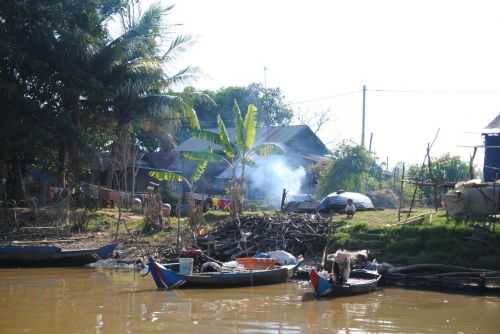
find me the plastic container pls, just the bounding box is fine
[178,258,194,275]
[236,257,276,270]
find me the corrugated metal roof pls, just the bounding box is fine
[485,114,500,131]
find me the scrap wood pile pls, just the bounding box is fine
[382,264,500,291]
[197,214,339,260]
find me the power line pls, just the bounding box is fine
[289,90,360,105]
[370,88,500,95]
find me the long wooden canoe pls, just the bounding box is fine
[0,242,118,267]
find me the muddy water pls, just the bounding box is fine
[1,268,499,334]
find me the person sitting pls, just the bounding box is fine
[344,198,356,219]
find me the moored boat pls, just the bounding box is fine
[309,268,381,297]
[142,251,302,289]
[0,242,118,267]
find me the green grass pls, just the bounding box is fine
[329,209,500,270]
[83,207,500,270]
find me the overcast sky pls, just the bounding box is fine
[160,0,500,168]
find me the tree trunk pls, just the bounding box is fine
[240,158,246,212]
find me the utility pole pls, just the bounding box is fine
[368,132,373,153]
[361,85,367,148]
[263,66,268,89]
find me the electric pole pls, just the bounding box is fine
[361,85,366,148]
[368,132,373,153]
[263,66,268,89]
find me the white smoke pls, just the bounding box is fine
[246,155,306,207]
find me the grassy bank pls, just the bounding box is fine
[76,207,500,270]
[330,209,500,270]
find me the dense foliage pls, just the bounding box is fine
[316,143,385,196]
[405,154,469,204]
[178,83,293,130]
[0,0,190,199]
[406,154,469,183]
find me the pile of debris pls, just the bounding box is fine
[197,214,338,260]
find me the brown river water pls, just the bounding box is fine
[1,268,499,334]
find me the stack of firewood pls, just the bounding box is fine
[197,214,339,260]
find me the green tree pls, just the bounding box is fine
[0,0,126,197]
[407,154,468,183]
[406,154,469,204]
[91,2,192,191]
[0,0,192,201]
[316,143,381,196]
[150,100,284,219]
[178,83,293,130]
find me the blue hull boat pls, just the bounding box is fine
[143,258,299,289]
[0,242,118,267]
[309,269,381,297]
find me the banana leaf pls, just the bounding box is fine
[183,105,200,130]
[233,100,245,149]
[190,128,223,146]
[183,150,223,162]
[191,160,208,183]
[244,104,257,150]
[149,170,184,183]
[254,143,285,156]
[217,114,234,159]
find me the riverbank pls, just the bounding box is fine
[93,208,500,270]
[329,209,500,270]
[3,207,500,271]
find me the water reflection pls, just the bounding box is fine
[0,268,499,333]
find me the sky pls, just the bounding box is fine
[155,0,500,168]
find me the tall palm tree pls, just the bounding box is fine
[89,2,193,190]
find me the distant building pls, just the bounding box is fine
[90,125,330,202]
[92,150,180,193]
[171,125,330,196]
[483,114,500,181]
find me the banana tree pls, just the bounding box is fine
[184,100,284,219]
[148,162,207,248]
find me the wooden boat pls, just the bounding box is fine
[309,268,381,297]
[0,242,118,267]
[143,258,300,289]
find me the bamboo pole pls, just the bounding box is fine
[398,163,405,222]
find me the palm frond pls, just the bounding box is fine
[191,91,217,106]
[165,66,197,87]
[93,4,164,76]
[139,94,183,116]
[162,35,192,63]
